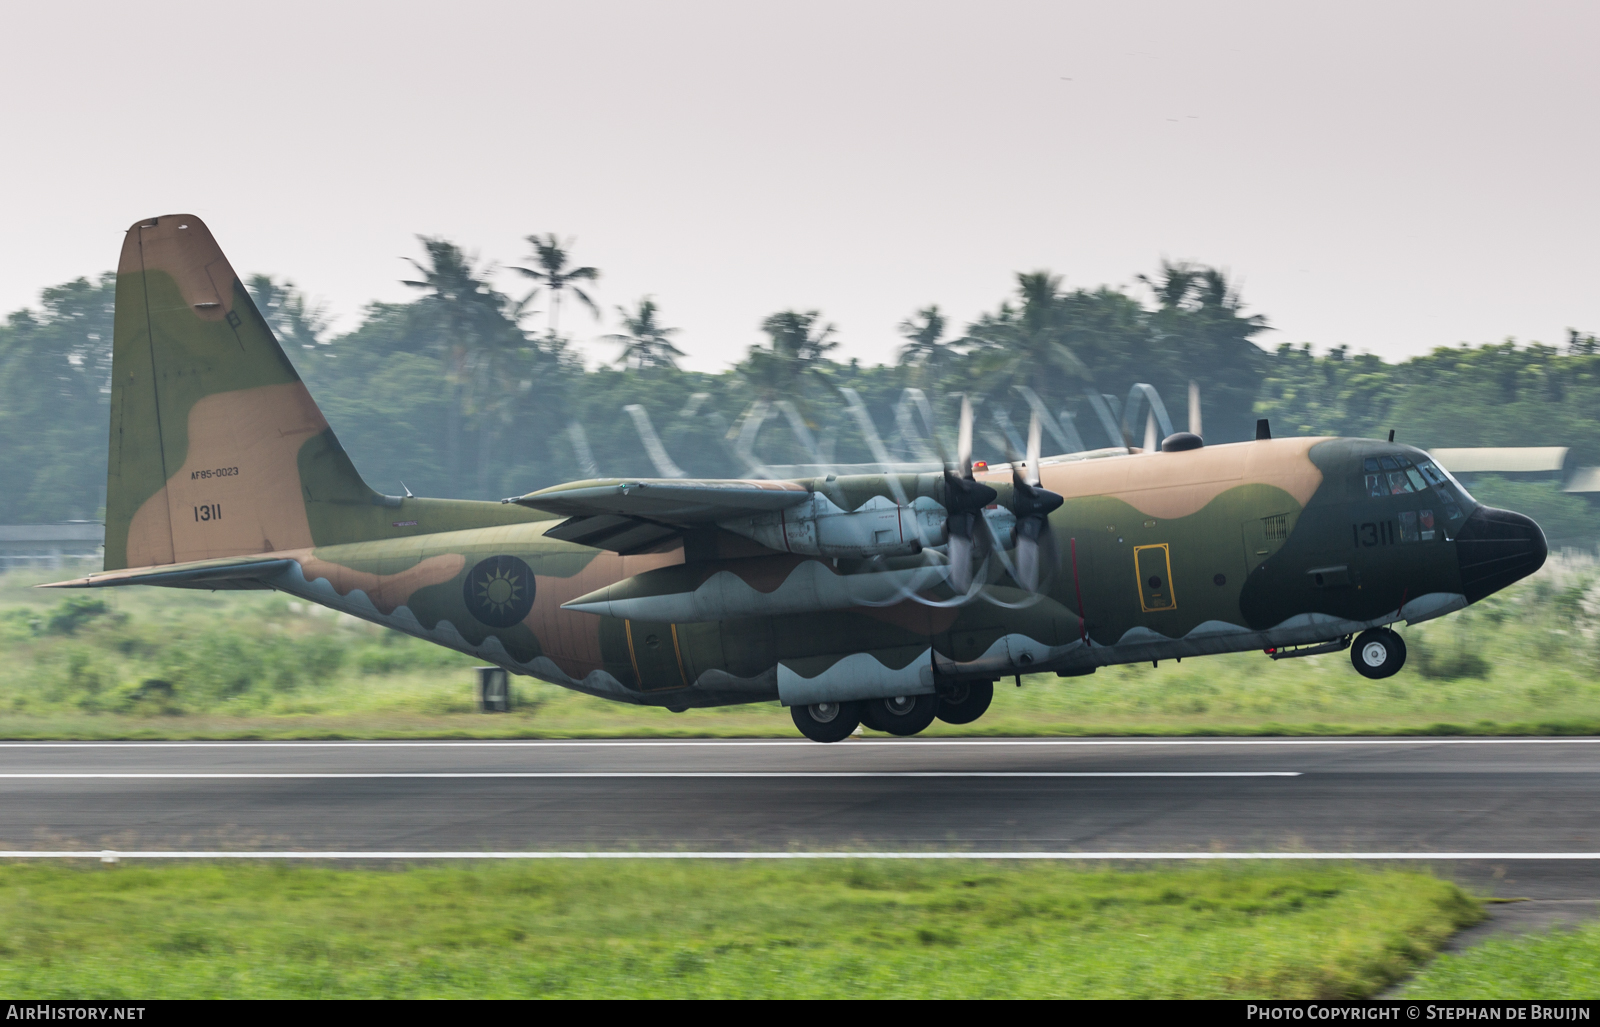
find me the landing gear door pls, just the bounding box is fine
[1133,543,1176,612]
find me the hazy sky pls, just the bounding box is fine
[1,1,1595,371]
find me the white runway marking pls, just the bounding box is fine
[0,771,1302,779]
[4,851,1600,860]
[0,738,1593,748]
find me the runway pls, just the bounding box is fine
[4,738,1600,860]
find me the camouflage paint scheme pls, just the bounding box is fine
[47,215,1546,712]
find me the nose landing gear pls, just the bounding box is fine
[1351,628,1407,679]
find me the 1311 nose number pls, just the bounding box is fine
[1353,521,1394,547]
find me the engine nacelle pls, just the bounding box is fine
[720,493,948,558]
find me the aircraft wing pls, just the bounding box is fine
[39,556,293,590]
[506,478,811,554]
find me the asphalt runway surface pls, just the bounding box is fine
[8,736,1598,937]
[3,737,1600,862]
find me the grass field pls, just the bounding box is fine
[1,553,1598,739]
[1401,919,1600,998]
[0,860,1479,999]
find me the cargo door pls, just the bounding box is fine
[1133,543,1176,612]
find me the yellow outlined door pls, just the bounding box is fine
[624,620,692,691]
[1134,544,1176,612]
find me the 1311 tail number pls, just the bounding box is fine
[194,504,221,522]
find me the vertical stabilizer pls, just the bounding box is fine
[105,214,378,570]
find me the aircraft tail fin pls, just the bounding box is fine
[105,214,381,570]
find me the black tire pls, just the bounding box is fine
[1351,628,1407,679]
[936,681,994,725]
[865,694,941,737]
[858,700,889,733]
[790,700,862,743]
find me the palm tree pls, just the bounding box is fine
[897,305,948,364]
[402,238,516,495]
[966,271,1089,397]
[605,297,685,370]
[513,234,599,338]
[247,275,329,350]
[1139,261,1270,442]
[761,310,838,366]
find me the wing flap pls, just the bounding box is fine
[544,515,684,554]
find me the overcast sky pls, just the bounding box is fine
[1,1,1594,371]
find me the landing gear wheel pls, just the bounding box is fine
[863,694,941,737]
[790,700,862,743]
[935,681,994,725]
[1351,628,1407,679]
[859,701,888,733]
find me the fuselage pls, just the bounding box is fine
[256,434,1544,710]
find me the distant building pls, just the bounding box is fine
[0,523,104,572]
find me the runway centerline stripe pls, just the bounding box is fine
[0,771,1302,779]
[5,851,1600,860]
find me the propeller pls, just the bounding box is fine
[943,395,998,594]
[1007,412,1065,592]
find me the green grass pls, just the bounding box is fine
[0,860,1479,998]
[2,553,1600,739]
[1401,919,1600,998]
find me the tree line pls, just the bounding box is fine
[2,233,1597,542]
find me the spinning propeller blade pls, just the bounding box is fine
[943,395,995,594]
[1008,412,1064,592]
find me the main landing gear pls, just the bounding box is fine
[792,679,1000,742]
[790,700,862,743]
[860,694,941,736]
[935,681,994,725]
[1351,628,1407,679]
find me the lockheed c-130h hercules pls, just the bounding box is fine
[44,215,1550,741]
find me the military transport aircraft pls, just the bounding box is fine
[43,215,1550,742]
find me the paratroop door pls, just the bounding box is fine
[1134,543,1176,612]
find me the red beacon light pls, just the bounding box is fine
[972,460,988,472]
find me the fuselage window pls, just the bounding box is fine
[1387,471,1415,495]
[1399,510,1419,543]
[1419,508,1436,540]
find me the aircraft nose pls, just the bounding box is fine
[1454,506,1548,603]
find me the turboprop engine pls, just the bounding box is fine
[718,485,947,558]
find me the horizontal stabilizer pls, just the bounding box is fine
[38,556,292,590]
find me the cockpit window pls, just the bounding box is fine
[1356,454,1478,529]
